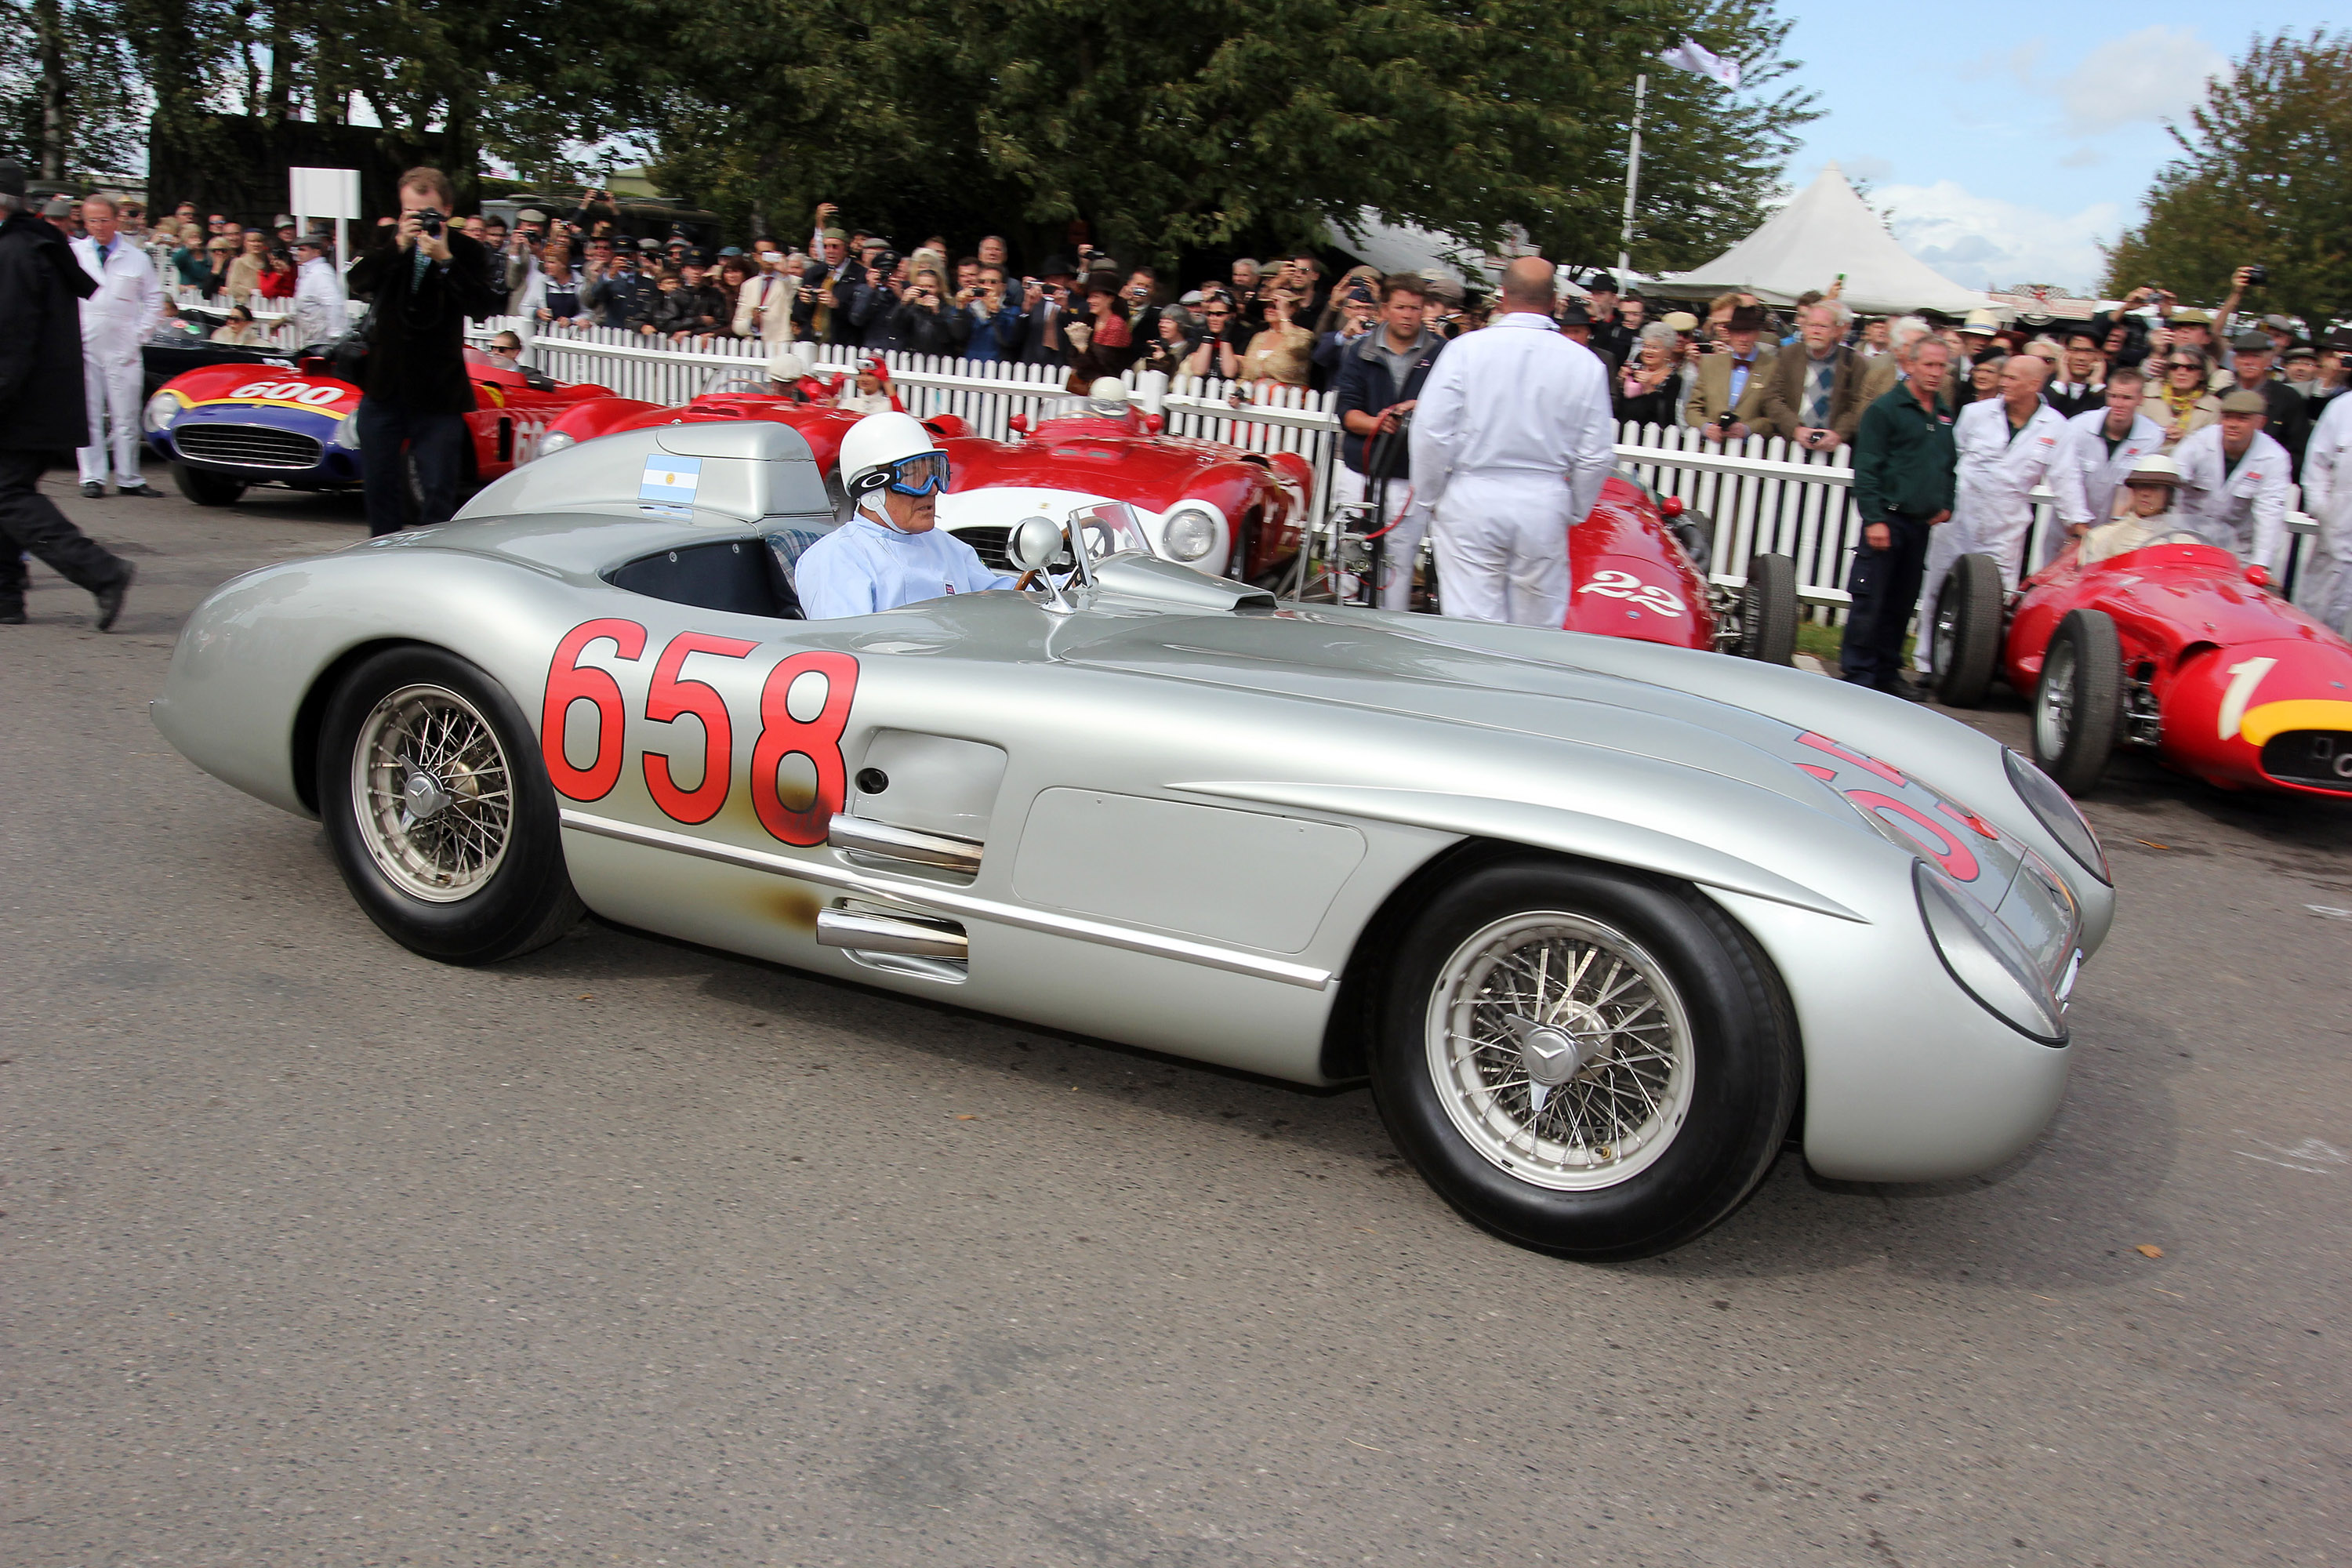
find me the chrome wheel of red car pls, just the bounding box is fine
[2033,609,2122,796]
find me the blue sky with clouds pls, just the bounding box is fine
[1766,5,2336,295]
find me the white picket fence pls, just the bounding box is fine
[414,318,2321,618]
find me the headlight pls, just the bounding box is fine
[1915,862,2068,1045]
[143,392,180,433]
[2004,748,2109,884]
[533,429,576,461]
[331,416,361,450]
[1162,506,1219,562]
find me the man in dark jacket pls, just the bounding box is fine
[344,166,506,535]
[0,162,132,628]
[1330,274,1444,608]
[1841,335,1958,696]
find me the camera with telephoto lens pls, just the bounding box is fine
[2243,265,2268,288]
[414,208,445,238]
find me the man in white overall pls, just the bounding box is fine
[2049,367,2165,552]
[2297,389,2352,636]
[1408,256,1614,626]
[1914,354,2067,675]
[71,193,164,497]
[2172,389,2292,572]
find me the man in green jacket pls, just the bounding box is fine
[1840,335,1957,696]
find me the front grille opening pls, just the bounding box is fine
[2259,730,2352,789]
[177,423,325,471]
[954,524,1013,573]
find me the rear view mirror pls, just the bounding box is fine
[1007,516,1064,574]
[1007,414,1032,437]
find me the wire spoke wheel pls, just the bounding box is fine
[1425,911,1697,1192]
[350,683,515,902]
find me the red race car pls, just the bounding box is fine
[541,377,1312,583]
[1929,534,2352,797]
[144,347,612,506]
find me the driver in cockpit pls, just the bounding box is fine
[2077,453,2182,565]
[794,412,1015,618]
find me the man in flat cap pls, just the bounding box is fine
[2172,387,2293,571]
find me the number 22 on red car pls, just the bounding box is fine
[541,619,859,846]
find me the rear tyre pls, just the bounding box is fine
[2031,609,2122,797]
[318,645,585,964]
[1370,856,1800,1260]
[1930,554,2004,707]
[172,463,245,506]
[1739,554,1798,666]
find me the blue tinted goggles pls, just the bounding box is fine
[858,450,949,497]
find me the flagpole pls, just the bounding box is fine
[1617,72,1645,276]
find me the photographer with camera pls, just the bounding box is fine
[892,267,969,357]
[344,166,504,536]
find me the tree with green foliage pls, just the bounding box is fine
[2102,29,2350,328]
[0,0,147,180]
[647,0,1814,273]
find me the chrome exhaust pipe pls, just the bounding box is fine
[815,908,969,959]
[827,813,984,873]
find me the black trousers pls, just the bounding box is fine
[0,448,128,609]
[356,397,469,537]
[1840,513,1930,687]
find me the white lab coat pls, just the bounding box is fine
[72,234,164,487]
[1913,397,2067,672]
[292,254,348,345]
[793,511,1014,619]
[1407,314,1615,627]
[2049,407,2165,530]
[2296,394,2352,635]
[2172,424,2292,571]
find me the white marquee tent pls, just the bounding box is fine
[1651,164,1987,318]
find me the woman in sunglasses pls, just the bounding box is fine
[793,412,1015,619]
[2154,348,2221,452]
[1181,292,1245,383]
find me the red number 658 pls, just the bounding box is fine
[752,652,859,846]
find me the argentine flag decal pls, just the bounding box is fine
[639,456,702,504]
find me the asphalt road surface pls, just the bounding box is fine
[6,470,2348,1567]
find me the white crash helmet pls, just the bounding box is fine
[2122,452,2181,487]
[766,349,810,383]
[1085,376,1129,419]
[837,410,949,520]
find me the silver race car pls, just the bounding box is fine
[154,421,2115,1259]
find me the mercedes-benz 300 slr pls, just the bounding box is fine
[154,420,2115,1259]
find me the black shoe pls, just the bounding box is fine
[81,481,104,499]
[0,601,25,625]
[118,482,165,498]
[1877,673,1932,702]
[93,563,132,632]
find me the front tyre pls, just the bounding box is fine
[2031,608,2122,797]
[1371,857,1799,1260]
[318,645,584,964]
[172,463,245,506]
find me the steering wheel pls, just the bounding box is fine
[2145,528,2209,548]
